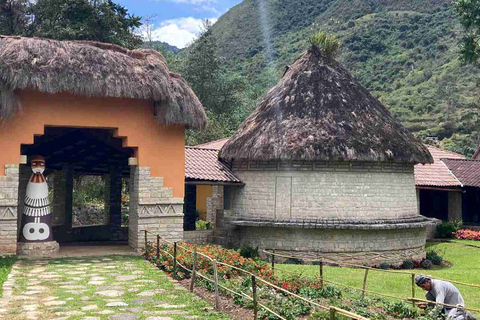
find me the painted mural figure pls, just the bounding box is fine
[18,155,53,242]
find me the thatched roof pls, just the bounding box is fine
[0,36,207,129]
[219,48,432,164]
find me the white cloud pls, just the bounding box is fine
[150,17,218,49]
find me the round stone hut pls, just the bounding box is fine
[0,36,206,256]
[219,46,434,265]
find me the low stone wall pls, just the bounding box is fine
[425,218,442,239]
[233,225,426,266]
[183,230,214,245]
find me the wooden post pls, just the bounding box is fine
[271,249,275,273]
[362,268,369,299]
[320,260,324,290]
[411,273,416,307]
[144,230,148,258]
[329,307,336,320]
[190,250,197,292]
[213,260,220,310]
[173,242,177,279]
[252,275,258,320]
[156,235,160,261]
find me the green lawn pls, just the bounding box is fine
[0,256,16,297]
[275,240,480,316]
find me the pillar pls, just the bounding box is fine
[0,165,19,255]
[448,191,463,222]
[206,185,224,227]
[128,166,184,251]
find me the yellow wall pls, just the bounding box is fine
[0,90,186,197]
[196,185,212,220]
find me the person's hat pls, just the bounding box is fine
[415,275,431,286]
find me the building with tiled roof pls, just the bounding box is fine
[414,145,480,225]
[183,144,242,231]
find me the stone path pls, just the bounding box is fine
[0,256,230,320]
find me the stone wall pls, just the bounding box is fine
[235,226,426,266]
[0,165,19,255]
[129,166,184,252]
[206,185,223,226]
[230,161,418,221]
[183,230,214,244]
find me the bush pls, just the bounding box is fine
[378,262,390,269]
[239,245,259,260]
[402,259,414,269]
[421,259,433,269]
[436,221,458,238]
[195,220,211,230]
[308,31,341,62]
[426,250,443,265]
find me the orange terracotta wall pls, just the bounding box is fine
[0,90,185,197]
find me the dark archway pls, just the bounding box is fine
[20,126,136,244]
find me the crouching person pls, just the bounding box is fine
[415,275,478,320]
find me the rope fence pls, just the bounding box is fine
[142,230,370,320]
[262,249,480,314]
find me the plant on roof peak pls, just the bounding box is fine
[308,31,340,63]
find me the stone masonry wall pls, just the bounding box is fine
[129,166,184,252]
[183,230,214,244]
[230,161,418,221]
[448,191,463,222]
[0,165,19,255]
[206,185,223,226]
[236,226,426,266]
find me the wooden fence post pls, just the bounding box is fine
[252,275,258,320]
[411,273,416,307]
[213,260,220,310]
[173,242,177,279]
[156,235,160,261]
[271,249,275,273]
[329,307,336,320]
[362,268,369,299]
[190,250,197,292]
[144,230,148,258]
[320,260,324,290]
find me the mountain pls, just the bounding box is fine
[211,0,480,157]
[143,41,180,53]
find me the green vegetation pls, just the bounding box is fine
[276,241,480,313]
[308,30,341,62]
[0,255,16,297]
[209,0,480,156]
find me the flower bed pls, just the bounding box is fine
[454,229,480,241]
[145,242,435,320]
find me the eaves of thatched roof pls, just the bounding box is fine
[0,36,207,130]
[219,48,432,164]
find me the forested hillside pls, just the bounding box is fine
[211,0,480,156]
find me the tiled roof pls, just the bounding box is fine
[193,138,230,150]
[185,147,242,183]
[442,159,480,188]
[414,146,465,187]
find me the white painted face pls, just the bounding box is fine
[31,160,45,174]
[22,222,50,241]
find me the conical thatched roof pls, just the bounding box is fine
[0,36,206,129]
[219,48,432,164]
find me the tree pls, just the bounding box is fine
[0,0,30,35]
[456,0,480,64]
[29,0,142,48]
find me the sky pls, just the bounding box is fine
[115,0,243,49]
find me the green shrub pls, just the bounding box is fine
[378,262,390,269]
[308,31,341,62]
[436,221,457,238]
[239,245,259,260]
[402,259,414,269]
[383,301,419,318]
[195,220,211,230]
[421,259,433,269]
[426,250,443,265]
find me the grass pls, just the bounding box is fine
[275,240,480,315]
[0,256,16,297]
